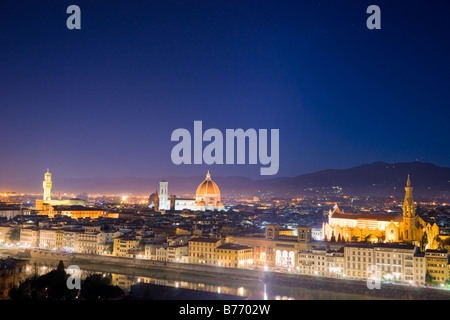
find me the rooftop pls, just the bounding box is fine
[52,205,106,211]
[332,211,403,222]
[0,257,26,269]
[217,243,251,250]
[188,237,221,243]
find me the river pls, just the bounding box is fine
[22,258,374,300]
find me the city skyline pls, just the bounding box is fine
[3,0,450,308]
[2,165,450,302]
[1,1,450,184]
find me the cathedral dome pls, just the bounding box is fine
[196,171,220,197]
[195,171,223,210]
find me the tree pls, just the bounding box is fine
[9,260,78,300]
[80,274,124,300]
[425,271,433,285]
[442,237,450,250]
[435,235,442,249]
[9,228,20,241]
[57,260,65,272]
[105,244,114,254]
[10,261,125,301]
[138,239,146,251]
[445,277,450,287]
[330,232,336,243]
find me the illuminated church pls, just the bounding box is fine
[150,171,224,211]
[323,176,440,249]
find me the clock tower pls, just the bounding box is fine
[43,169,52,201]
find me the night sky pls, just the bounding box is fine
[1,0,449,186]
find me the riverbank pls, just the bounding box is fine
[3,248,450,300]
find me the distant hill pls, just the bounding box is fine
[269,162,450,198]
[8,162,450,199]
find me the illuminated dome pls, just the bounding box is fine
[195,171,224,211]
[196,171,220,196]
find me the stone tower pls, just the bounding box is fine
[159,180,169,210]
[402,175,416,242]
[43,169,52,201]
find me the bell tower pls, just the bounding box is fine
[43,169,52,201]
[402,175,415,242]
[159,180,169,210]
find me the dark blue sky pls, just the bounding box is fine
[1,0,449,185]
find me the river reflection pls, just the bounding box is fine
[23,260,368,300]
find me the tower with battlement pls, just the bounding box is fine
[43,169,52,201]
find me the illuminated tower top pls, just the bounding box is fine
[403,174,415,218]
[43,168,52,201]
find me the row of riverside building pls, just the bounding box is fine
[188,225,450,287]
[301,243,448,286]
[8,223,450,287]
[19,226,123,255]
[231,225,450,286]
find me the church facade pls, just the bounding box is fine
[323,176,440,250]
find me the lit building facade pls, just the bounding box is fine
[19,228,40,248]
[39,229,58,250]
[425,249,448,284]
[0,226,12,244]
[187,237,252,268]
[231,225,311,269]
[324,176,440,249]
[298,247,345,278]
[62,230,78,252]
[166,245,189,263]
[49,205,109,220]
[188,237,222,265]
[344,243,426,285]
[0,204,28,220]
[113,236,140,257]
[75,231,99,254]
[215,244,253,268]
